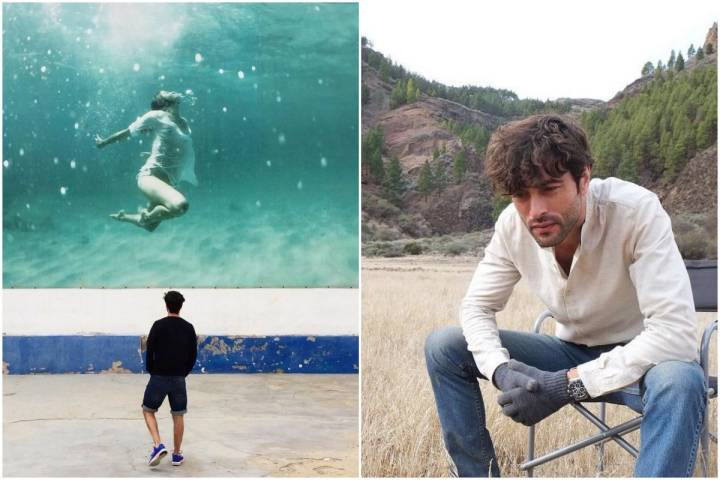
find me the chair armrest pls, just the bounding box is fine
[533,310,554,334]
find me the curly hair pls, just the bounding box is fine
[484,114,593,196]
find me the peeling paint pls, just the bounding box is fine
[3,335,358,374]
[101,361,132,374]
[203,337,231,355]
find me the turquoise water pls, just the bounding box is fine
[3,3,359,288]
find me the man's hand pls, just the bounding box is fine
[496,360,570,426]
[493,361,539,392]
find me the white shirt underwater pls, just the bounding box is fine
[128,110,198,187]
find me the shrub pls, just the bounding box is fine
[403,242,423,255]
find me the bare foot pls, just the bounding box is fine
[110,210,160,232]
[109,210,128,221]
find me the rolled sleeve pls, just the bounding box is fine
[577,197,697,398]
[460,212,521,381]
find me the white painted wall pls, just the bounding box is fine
[2,288,358,336]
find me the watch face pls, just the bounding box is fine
[568,379,588,401]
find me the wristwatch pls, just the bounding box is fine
[567,376,590,402]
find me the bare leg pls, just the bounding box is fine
[172,415,184,454]
[110,174,187,231]
[143,410,162,446]
[137,175,189,225]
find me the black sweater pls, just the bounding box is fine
[145,316,198,376]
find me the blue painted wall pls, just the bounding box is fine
[3,335,358,374]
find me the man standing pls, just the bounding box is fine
[425,115,705,477]
[142,291,198,467]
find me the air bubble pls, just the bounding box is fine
[222,106,227,112]
[70,160,76,169]
[19,148,24,156]
[251,65,256,71]
[278,133,286,144]
[60,186,68,195]
[297,180,303,190]
[256,200,261,207]
[266,160,272,167]
[40,65,47,73]
[321,157,327,167]
[237,70,245,79]
[218,68,224,74]
[3,160,9,168]
[74,122,79,130]
[195,53,203,63]
[133,63,140,72]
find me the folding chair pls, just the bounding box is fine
[522,260,718,477]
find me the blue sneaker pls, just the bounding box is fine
[171,452,184,466]
[148,443,168,466]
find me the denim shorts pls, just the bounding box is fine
[142,375,187,415]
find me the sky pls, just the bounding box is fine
[361,0,719,101]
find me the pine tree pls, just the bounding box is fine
[675,52,685,71]
[656,59,665,72]
[688,44,696,58]
[668,49,676,69]
[432,157,447,193]
[406,78,417,103]
[362,126,385,182]
[379,62,390,82]
[696,46,705,60]
[418,160,433,201]
[390,80,407,109]
[384,155,406,205]
[642,61,655,76]
[491,194,511,222]
[706,43,714,55]
[617,150,637,182]
[453,150,467,183]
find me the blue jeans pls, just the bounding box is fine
[424,326,707,477]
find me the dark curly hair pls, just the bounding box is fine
[484,114,593,196]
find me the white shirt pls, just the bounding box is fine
[128,110,198,186]
[460,177,698,398]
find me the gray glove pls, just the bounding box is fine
[497,360,570,426]
[492,361,539,392]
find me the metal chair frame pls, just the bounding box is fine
[522,312,717,477]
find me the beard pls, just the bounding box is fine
[524,196,583,248]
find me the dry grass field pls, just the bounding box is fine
[361,256,717,477]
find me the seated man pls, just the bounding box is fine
[425,114,705,477]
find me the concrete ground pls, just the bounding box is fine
[3,374,358,477]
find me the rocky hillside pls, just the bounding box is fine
[362,23,717,256]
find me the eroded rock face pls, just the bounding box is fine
[362,62,499,235]
[657,144,717,215]
[705,22,717,53]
